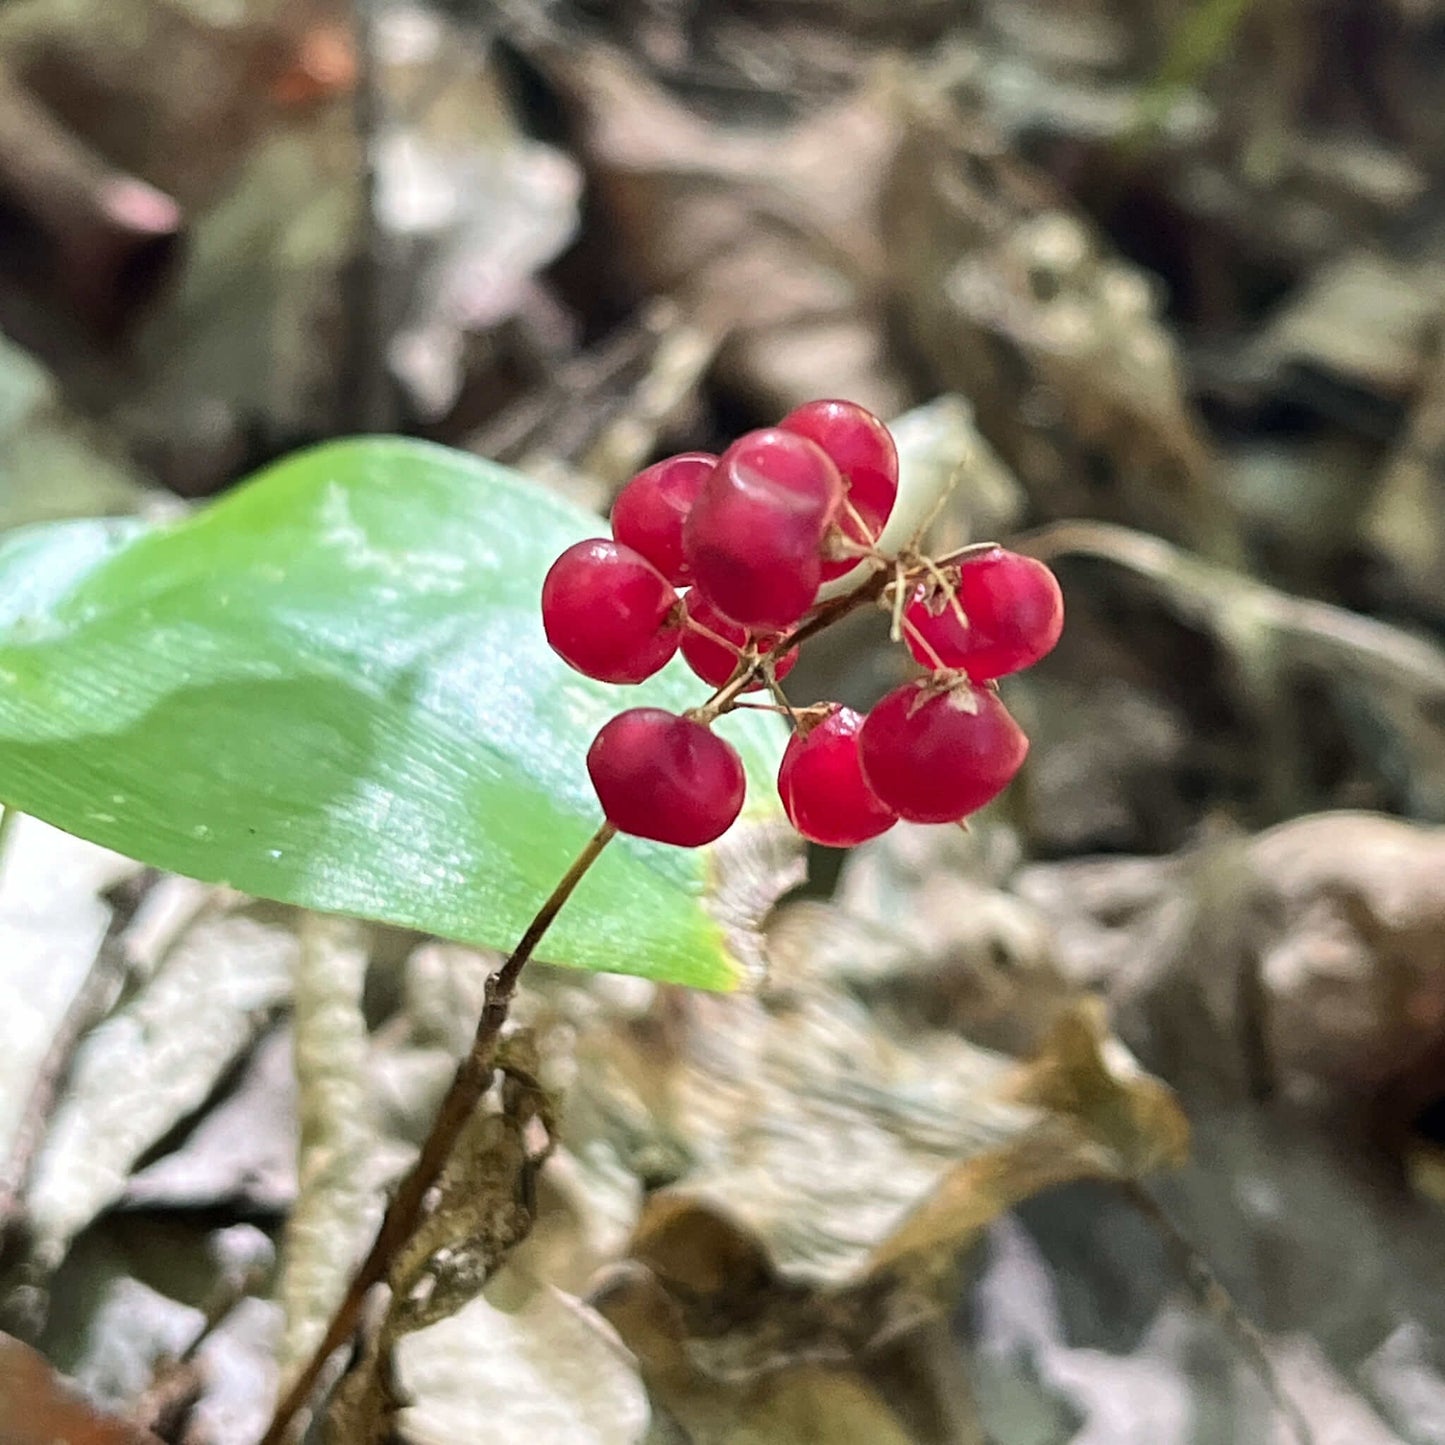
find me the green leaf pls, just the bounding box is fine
[0,440,798,990]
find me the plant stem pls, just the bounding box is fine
[258,533,974,1440]
[258,821,616,1445]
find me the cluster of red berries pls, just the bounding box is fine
[540,400,1063,850]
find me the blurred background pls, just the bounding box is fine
[3,1,1445,1442]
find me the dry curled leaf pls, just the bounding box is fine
[578,954,1184,1292]
[867,999,1188,1281]
[589,1256,931,1445]
[1019,811,1445,1114]
[324,1030,560,1442]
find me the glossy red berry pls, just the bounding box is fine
[778,706,898,847]
[587,709,746,846]
[680,594,798,691]
[779,400,898,580]
[683,428,843,631]
[541,539,681,684]
[610,452,718,586]
[902,548,1064,680]
[858,679,1028,824]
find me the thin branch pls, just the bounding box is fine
[132,1251,270,1436]
[1119,1181,1314,1445]
[258,822,616,1444]
[1018,520,1445,699]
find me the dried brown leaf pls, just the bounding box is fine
[323,1031,559,1442]
[590,1260,924,1445]
[1023,812,1445,1113]
[536,39,909,414]
[867,1000,1188,1281]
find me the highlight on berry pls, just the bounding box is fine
[536,399,1064,848]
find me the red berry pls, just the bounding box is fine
[680,594,799,691]
[541,539,681,684]
[902,548,1063,680]
[779,400,898,580]
[587,708,746,846]
[858,679,1028,824]
[682,428,843,631]
[778,706,898,847]
[610,452,718,586]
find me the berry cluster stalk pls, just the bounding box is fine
[257,822,615,1445]
[255,561,907,1444]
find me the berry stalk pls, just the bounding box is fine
[263,398,1065,1438]
[258,546,905,1442]
[258,821,616,1445]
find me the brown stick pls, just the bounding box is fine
[1119,1181,1314,1445]
[258,823,616,1444]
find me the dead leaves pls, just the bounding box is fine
[393,1278,648,1445]
[872,1001,1188,1281]
[0,701,1193,1445]
[320,1056,562,1442]
[884,66,1234,557]
[240,848,1189,1445]
[23,887,297,1269]
[534,38,910,416]
[1022,811,1445,1115]
[470,888,1188,1445]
